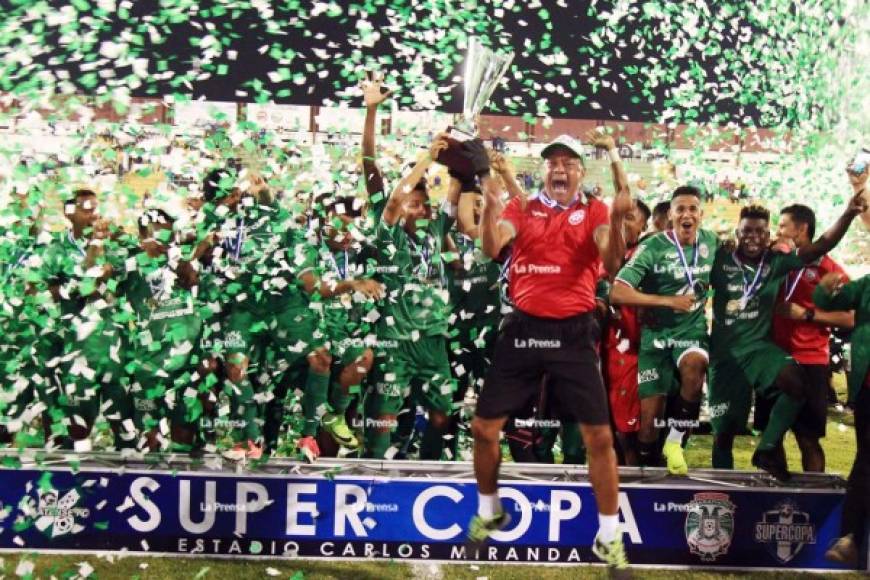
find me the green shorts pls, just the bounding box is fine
[637,331,709,399]
[372,335,456,417]
[708,342,794,435]
[223,306,324,366]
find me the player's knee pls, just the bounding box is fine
[583,426,613,456]
[359,349,375,370]
[471,416,501,444]
[777,364,808,400]
[679,355,708,384]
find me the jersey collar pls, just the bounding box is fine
[535,190,583,211]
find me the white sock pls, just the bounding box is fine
[666,426,684,444]
[598,513,620,543]
[477,492,501,519]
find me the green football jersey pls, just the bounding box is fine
[615,229,719,338]
[38,230,134,319]
[122,258,202,359]
[213,203,314,316]
[374,209,454,340]
[710,248,804,356]
[446,233,501,331]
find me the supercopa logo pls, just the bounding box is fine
[753,500,816,563]
[33,488,90,538]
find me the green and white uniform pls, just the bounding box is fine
[708,249,804,435]
[0,227,48,435]
[615,229,718,398]
[122,257,203,432]
[212,202,322,442]
[37,231,134,438]
[446,233,501,389]
[371,205,457,418]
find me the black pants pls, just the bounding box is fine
[841,386,869,561]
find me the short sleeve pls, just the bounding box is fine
[813,275,867,311]
[500,197,524,237]
[771,250,804,278]
[824,257,850,283]
[614,237,655,289]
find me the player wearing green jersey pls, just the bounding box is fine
[611,185,716,475]
[359,72,460,460]
[306,194,383,455]
[0,191,48,445]
[38,189,135,452]
[121,208,203,451]
[709,194,865,481]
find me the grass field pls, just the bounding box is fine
[6,554,867,579]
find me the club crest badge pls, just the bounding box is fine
[685,492,735,562]
[568,209,586,225]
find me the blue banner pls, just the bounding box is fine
[0,466,851,570]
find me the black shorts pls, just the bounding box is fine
[753,363,828,438]
[476,310,609,425]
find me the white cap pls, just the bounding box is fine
[540,134,585,159]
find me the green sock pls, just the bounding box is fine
[330,380,353,415]
[560,422,586,465]
[368,430,391,458]
[302,372,329,437]
[229,378,260,442]
[757,393,803,451]
[712,445,733,469]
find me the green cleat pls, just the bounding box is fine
[466,511,511,548]
[592,531,632,579]
[663,440,688,475]
[322,413,360,449]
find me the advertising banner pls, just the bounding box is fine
[0,466,852,571]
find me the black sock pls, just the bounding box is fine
[638,439,661,467]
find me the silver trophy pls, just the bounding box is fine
[438,38,514,179]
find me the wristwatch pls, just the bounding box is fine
[804,308,816,322]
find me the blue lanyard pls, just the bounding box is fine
[666,230,699,289]
[327,250,349,280]
[223,217,245,261]
[784,268,805,302]
[68,230,86,257]
[408,234,434,280]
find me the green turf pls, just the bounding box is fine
[4,554,866,579]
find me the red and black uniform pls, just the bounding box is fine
[476,193,610,426]
[600,246,642,434]
[769,256,849,437]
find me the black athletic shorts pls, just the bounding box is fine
[753,363,828,438]
[476,309,609,425]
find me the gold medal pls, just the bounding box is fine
[726,299,740,314]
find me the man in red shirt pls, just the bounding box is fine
[462,133,633,575]
[771,204,855,472]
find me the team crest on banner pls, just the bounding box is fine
[753,500,816,563]
[568,209,585,225]
[685,492,735,561]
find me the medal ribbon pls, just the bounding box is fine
[784,268,805,302]
[327,250,349,280]
[732,250,767,307]
[408,234,434,281]
[666,230,699,290]
[68,230,86,257]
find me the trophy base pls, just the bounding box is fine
[436,125,477,182]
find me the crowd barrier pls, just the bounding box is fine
[0,452,862,572]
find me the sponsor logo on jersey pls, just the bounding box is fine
[699,243,710,259]
[753,500,816,563]
[685,492,735,562]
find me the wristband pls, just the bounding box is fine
[608,148,621,164]
[804,308,815,322]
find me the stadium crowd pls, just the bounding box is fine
[0,77,867,506]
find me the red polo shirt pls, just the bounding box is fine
[773,255,849,365]
[500,194,608,318]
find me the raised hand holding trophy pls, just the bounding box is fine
[437,37,514,180]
